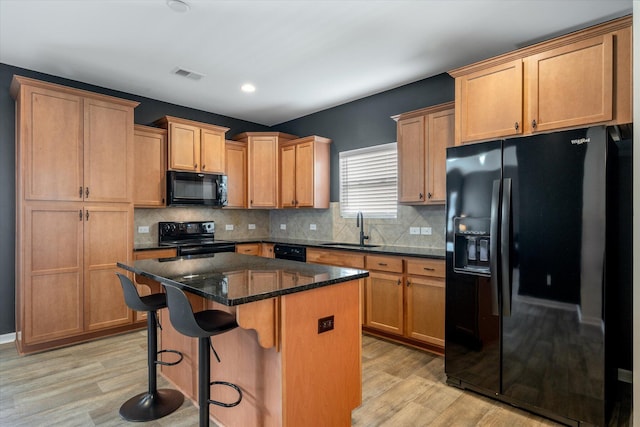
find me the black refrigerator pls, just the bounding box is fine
[444,125,632,426]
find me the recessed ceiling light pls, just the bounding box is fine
[241,83,256,93]
[167,0,190,13]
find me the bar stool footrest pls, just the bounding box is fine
[156,349,184,366]
[208,381,243,408]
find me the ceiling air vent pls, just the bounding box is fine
[173,67,204,81]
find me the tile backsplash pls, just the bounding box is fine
[135,203,445,250]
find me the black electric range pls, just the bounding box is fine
[159,221,236,257]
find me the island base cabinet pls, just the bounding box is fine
[159,280,362,427]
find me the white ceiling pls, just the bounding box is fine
[0,0,632,126]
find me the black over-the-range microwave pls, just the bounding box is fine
[166,170,228,207]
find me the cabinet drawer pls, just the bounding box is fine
[307,249,365,269]
[405,258,445,278]
[236,243,260,256]
[365,255,403,273]
[134,248,177,260]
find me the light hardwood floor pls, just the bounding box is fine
[0,331,631,426]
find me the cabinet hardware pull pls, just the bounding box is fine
[291,200,295,205]
[194,163,198,169]
[202,164,205,170]
[514,122,519,131]
[406,280,411,287]
[79,186,83,198]
[85,187,89,198]
[397,279,401,286]
[532,119,537,129]
[86,210,90,221]
[419,193,424,200]
[423,267,435,271]
[428,192,432,199]
[378,263,388,266]
[79,210,82,221]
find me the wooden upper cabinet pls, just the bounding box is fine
[155,116,229,173]
[11,76,137,202]
[133,125,167,207]
[525,34,612,134]
[395,102,454,205]
[280,136,331,209]
[224,140,247,209]
[449,15,631,144]
[233,132,298,209]
[457,60,523,144]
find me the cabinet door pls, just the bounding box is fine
[168,122,200,171]
[365,271,403,335]
[406,275,445,347]
[458,59,523,143]
[294,141,315,207]
[200,128,225,173]
[426,109,454,204]
[84,98,133,203]
[280,144,297,208]
[248,136,278,208]
[397,116,426,203]
[526,34,613,133]
[20,85,83,202]
[261,243,275,258]
[225,140,247,208]
[134,126,166,207]
[22,203,84,344]
[84,204,133,331]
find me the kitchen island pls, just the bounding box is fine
[117,253,368,427]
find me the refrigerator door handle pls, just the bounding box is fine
[489,180,501,316]
[501,178,512,317]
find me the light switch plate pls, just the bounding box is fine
[310,224,317,230]
[248,224,256,230]
[225,224,234,231]
[280,224,286,230]
[138,226,150,234]
[410,227,420,235]
[421,227,432,235]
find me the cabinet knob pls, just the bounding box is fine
[532,119,537,129]
[427,192,432,199]
[202,164,206,170]
[194,163,198,169]
[514,122,519,131]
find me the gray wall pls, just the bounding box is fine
[0,63,454,334]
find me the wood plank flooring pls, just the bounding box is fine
[0,331,631,426]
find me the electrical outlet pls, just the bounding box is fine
[410,227,420,235]
[310,224,317,230]
[421,227,432,235]
[137,226,150,234]
[225,224,234,231]
[248,224,256,230]
[280,224,286,230]
[318,315,334,334]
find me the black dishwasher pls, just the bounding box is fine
[273,244,306,262]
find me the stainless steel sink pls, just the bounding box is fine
[320,242,380,248]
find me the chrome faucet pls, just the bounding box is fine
[356,211,369,247]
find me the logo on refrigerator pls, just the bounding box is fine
[570,137,590,145]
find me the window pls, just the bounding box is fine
[339,143,397,218]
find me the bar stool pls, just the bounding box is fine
[162,283,243,427]
[116,273,184,421]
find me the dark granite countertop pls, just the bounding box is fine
[118,252,368,306]
[135,238,444,260]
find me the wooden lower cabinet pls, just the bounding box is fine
[364,253,445,354]
[16,202,138,354]
[235,243,261,256]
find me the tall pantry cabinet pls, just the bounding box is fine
[11,76,140,354]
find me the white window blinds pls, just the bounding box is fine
[339,142,398,218]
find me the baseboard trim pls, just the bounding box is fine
[618,368,633,383]
[0,332,16,345]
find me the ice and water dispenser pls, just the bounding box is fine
[453,217,491,275]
